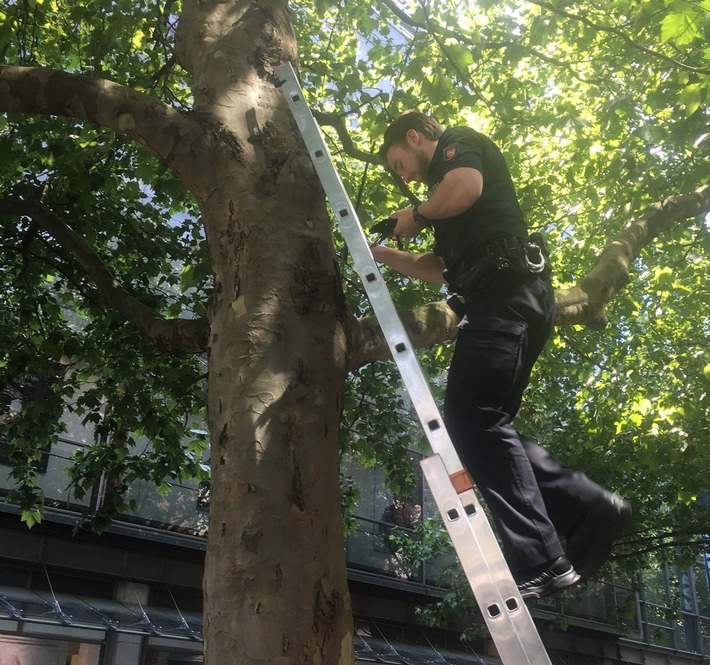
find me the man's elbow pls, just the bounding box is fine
[461,189,482,208]
[449,187,480,213]
[454,171,483,209]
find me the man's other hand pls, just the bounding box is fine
[391,207,424,238]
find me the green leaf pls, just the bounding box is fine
[421,73,454,104]
[315,0,331,16]
[661,11,701,45]
[678,82,704,116]
[445,43,474,71]
[21,508,43,528]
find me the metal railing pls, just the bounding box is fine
[0,437,708,659]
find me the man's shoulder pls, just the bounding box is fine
[447,125,481,136]
[428,126,492,184]
[443,125,489,143]
[438,126,494,158]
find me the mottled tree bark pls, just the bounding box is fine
[175,2,353,663]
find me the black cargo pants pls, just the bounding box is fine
[443,274,607,576]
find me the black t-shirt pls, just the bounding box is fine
[426,127,527,274]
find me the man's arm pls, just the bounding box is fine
[370,244,447,283]
[419,167,482,219]
[391,167,483,238]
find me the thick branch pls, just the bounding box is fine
[347,300,458,370]
[347,184,710,366]
[312,110,377,164]
[557,184,710,329]
[380,0,416,27]
[0,66,214,191]
[0,199,208,352]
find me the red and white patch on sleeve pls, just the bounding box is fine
[444,143,458,160]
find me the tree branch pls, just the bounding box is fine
[0,198,209,352]
[0,66,216,191]
[311,109,377,164]
[312,109,418,204]
[347,300,458,370]
[347,184,710,366]
[556,184,710,329]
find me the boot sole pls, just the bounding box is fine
[568,495,632,580]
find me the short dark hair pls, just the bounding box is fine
[379,111,444,162]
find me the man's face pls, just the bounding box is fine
[386,137,431,185]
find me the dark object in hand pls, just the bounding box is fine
[370,218,397,239]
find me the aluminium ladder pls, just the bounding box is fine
[276,62,552,665]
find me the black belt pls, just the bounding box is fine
[444,233,551,295]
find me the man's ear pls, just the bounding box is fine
[406,129,420,146]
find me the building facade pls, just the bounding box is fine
[1,424,709,665]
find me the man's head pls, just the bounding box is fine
[379,111,444,184]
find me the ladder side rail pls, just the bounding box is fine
[421,455,552,665]
[277,64,462,475]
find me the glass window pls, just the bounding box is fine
[0,636,102,665]
[143,649,203,665]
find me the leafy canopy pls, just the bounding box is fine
[0,1,708,565]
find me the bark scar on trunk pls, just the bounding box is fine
[275,563,283,591]
[290,446,305,511]
[299,580,342,664]
[241,528,263,553]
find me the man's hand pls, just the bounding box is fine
[369,243,446,283]
[390,207,424,238]
[370,243,389,263]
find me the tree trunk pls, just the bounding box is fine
[176,2,354,662]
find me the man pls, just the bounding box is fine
[372,111,632,599]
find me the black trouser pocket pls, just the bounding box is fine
[446,317,527,414]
